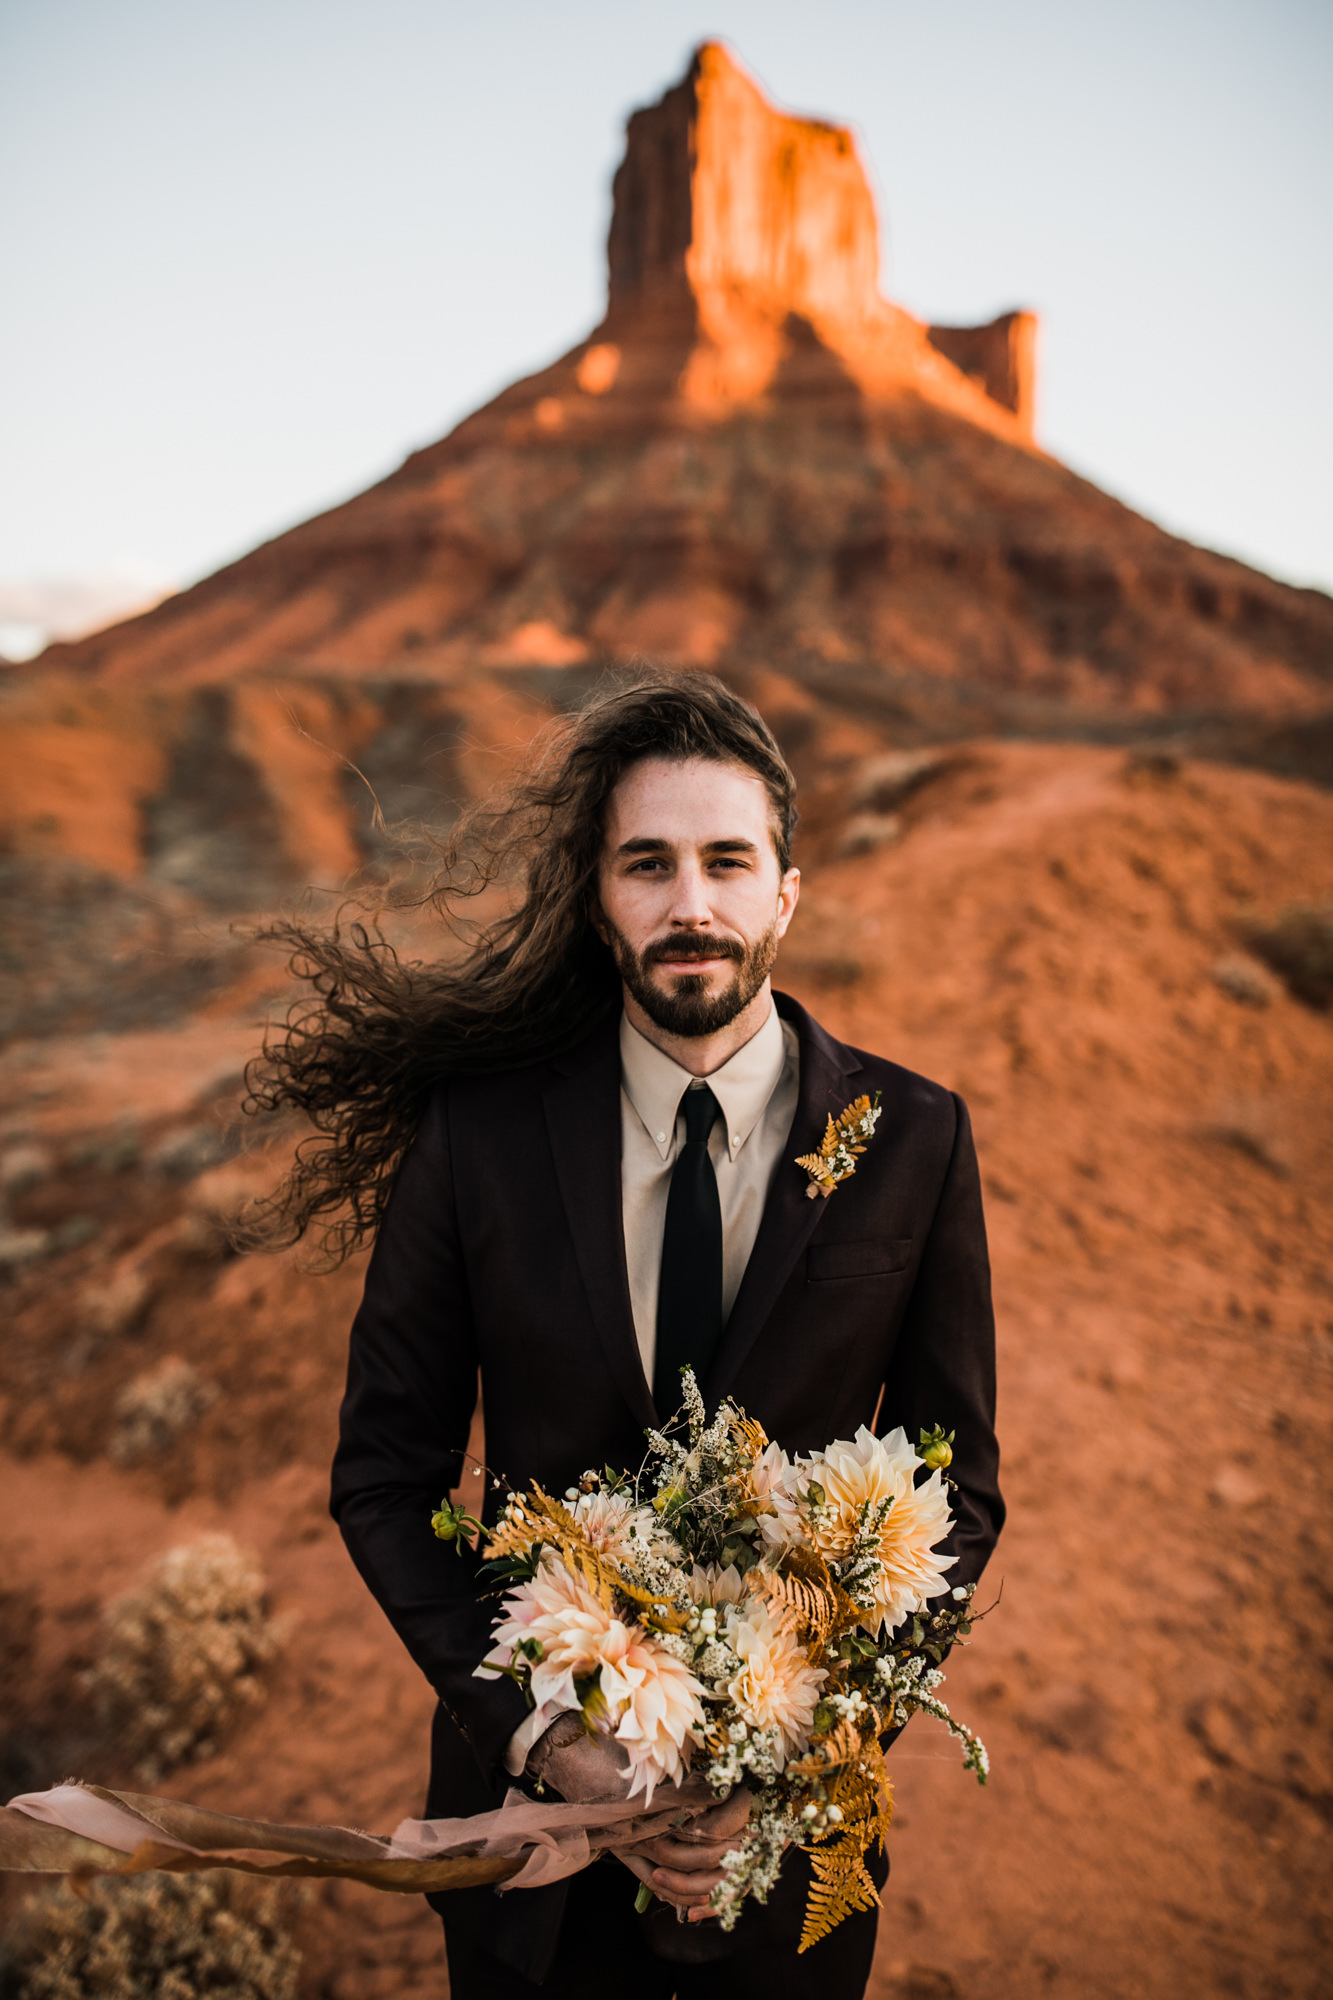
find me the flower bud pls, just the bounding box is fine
[916,1425,954,1471]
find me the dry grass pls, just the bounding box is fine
[83,1533,280,1781]
[0,1872,298,2000]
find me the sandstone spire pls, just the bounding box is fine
[601,42,1036,434]
[608,41,884,328]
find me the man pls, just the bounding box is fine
[303,676,1002,1996]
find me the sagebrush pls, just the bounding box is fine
[83,1533,280,1780]
[0,1871,298,2000]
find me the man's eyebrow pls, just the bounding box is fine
[613,836,760,856]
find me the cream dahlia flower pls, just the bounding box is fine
[478,1557,704,1803]
[479,1555,620,1710]
[724,1598,826,1763]
[801,1425,956,1634]
[603,1633,707,1802]
[571,1488,674,1565]
[686,1562,748,1607]
[749,1442,806,1552]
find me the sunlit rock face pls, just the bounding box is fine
[603,43,1036,432]
[26,40,1333,720]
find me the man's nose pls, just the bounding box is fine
[668,860,713,928]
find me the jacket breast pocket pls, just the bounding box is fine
[806,1238,913,1283]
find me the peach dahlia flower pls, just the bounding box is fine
[802,1425,956,1634]
[479,1557,704,1803]
[571,1488,674,1565]
[749,1441,806,1552]
[724,1598,826,1763]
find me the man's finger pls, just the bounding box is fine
[630,1835,736,1871]
[618,1851,714,1914]
[651,1863,726,1898]
[681,1793,752,1836]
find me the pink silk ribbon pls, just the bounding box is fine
[0,1779,718,1894]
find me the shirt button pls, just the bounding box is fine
[656,1132,667,1144]
[732,1135,740,1147]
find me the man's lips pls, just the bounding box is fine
[646,945,739,975]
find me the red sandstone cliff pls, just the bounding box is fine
[31,42,1331,719]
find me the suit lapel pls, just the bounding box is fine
[542,1030,657,1433]
[705,997,861,1406]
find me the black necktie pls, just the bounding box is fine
[653,1084,723,1419]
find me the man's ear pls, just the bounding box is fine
[775,867,801,938]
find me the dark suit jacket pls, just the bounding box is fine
[330,991,1003,1979]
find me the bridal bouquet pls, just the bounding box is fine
[450,1372,988,1950]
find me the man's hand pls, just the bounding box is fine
[531,1722,637,1804]
[617,1786,752,1922]
[528,1721,752,1922]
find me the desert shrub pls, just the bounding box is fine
[84,1262,154,1340]
[0,1872,298,2000]
[84,1534,279,1780]
[1239,899,1333,1010]
[110,1357,218,1464]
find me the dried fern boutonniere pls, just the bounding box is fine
[795,1091,883,1199]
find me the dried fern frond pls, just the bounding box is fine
[798,1825,881,1952]
[483,1487,619,1605]
[730,1412,770,1460]
[787,1712,874,1781]
[747,1543,844,1647]
[484,1489,691,1627]
[843,1736,895,1852]
[795,1758,892,1952]
[613,1572,693,1633]
[794,1093,882,1198]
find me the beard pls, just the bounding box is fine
[601,918,781,1039]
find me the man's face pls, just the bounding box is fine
[594,756,800,1040]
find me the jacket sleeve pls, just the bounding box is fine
[329,1083,528,1786]
[881,1091,1004,1590]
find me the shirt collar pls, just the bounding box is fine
[619,1003,789,1164]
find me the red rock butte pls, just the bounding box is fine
[24,41,1333,723]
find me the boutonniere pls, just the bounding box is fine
[794,1091,883,1199]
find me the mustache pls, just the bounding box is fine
[642,934,745,967]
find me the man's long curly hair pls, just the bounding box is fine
[242,672,797,1265]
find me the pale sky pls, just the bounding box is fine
[1,0,1330,658]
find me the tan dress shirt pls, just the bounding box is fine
[619,1001,801,1385]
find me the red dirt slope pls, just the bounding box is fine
[2,741,1330,1999]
